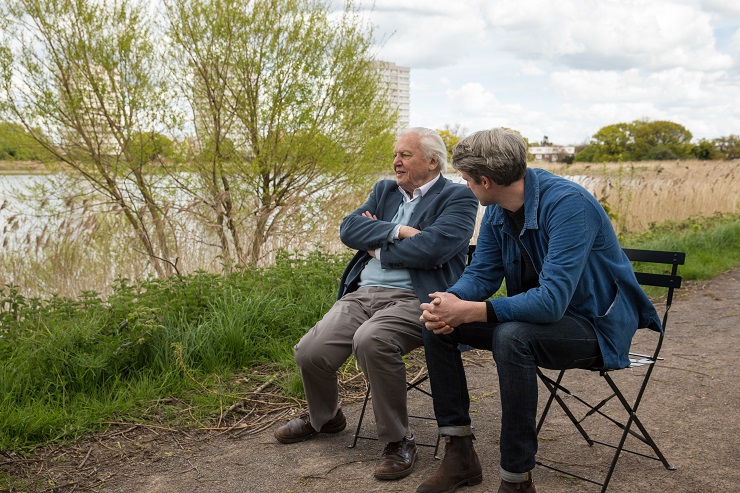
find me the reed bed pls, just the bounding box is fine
[534,160,740,236]
[1,160,738,298]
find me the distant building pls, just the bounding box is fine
[374,61,410,130]
[529,145,576,163]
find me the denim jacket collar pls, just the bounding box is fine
[490,168,540,234]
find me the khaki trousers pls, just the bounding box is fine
[294,286,423,443]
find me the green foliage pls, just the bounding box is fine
[712,134,740,159]
[164,0,397,264]
[0,122,55,162]
[0,250,349,450]
[575,120,693,162]
[438,124,465,163]
[2,0,395,273]
[129,131,177,164]
[691,138,721,160]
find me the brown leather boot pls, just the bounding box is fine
[497,478,536,492]
[416,435,483,493]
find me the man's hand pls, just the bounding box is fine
[362,211,379,257]
[420,292,487,334]
[398,225,421,239]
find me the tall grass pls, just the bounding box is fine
[0,250,349,450]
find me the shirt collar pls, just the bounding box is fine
[398,174,441,202]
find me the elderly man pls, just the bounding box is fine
[274,127,478,481]
[417,128,661,493]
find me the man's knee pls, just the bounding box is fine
[353,329,400,362]
[294,330,325,370]
[492,322,531,362]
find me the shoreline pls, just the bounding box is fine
[0,161,54,175]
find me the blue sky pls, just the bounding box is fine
[351,0,740,145]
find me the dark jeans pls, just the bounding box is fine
[422,317,601,476]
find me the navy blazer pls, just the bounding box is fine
[338,175,478,305]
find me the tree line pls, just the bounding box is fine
[573,120,739,163]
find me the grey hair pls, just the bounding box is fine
[398,127,447,172]
[451,128,527,186]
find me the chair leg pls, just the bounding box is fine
[348,378,441,454]
[536,369,593,445]
[348,385,372,449]
[602,373,676,471]
[433,431,442,459]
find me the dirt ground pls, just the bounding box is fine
[1,268,739,493]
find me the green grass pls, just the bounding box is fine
[0,249,348,451]
[622,212,740,280]
[1,213,739,452]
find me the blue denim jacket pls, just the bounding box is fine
[448,168,661,369]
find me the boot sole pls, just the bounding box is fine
[428,473,484,493]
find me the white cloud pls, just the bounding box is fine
[445,83,499,113]
[358,0,489,68]
[356,0,740,143]
[483,0,731,71]
[701,0,740,18]
[519,61,546,77]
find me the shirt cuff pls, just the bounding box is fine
[391,224,402,240]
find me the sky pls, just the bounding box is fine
[349,0,740,145]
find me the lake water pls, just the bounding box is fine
[0,172,599,236]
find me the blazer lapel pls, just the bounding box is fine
[409,176,447,225]
[382,186,404,221]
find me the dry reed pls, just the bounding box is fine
[2,160,738,297]
[533,160,740,235]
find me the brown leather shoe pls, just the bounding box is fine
[497,479,536,493]
[416,435,482,493]
[273,408,346,444]
[374,435,418,480]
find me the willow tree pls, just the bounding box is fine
[0,0,181,278]
[165,0,397,265]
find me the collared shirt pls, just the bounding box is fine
[398,173,441,203]
[386,173,441,247]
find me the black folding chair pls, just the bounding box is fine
[535,248,685,491]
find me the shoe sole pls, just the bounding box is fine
[319,421,347,434]
[274,422,346,444]
[274,432,318,444]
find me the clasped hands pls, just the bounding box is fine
[420,292,471,335]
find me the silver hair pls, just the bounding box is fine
[397,127,447,172]
[451,128,527,185]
